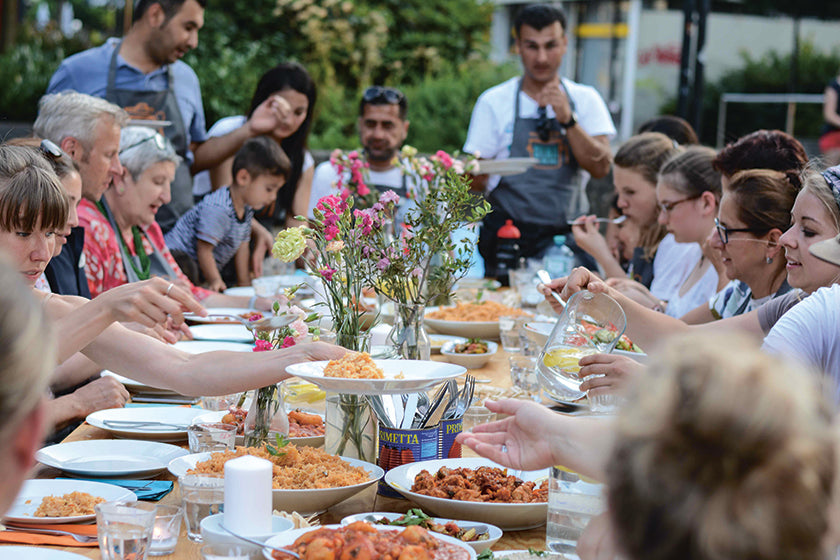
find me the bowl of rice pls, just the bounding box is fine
[168,444,384,514]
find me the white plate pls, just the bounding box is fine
[191,411,325,448]
[190,323,254,343]
[263,524,476,560]
[168,453,383,514]
[428,334,466,354]
[0,548,91,559]
[440,340,498,370]
[385,457,549,530]
[474,157,539,176]
[425,307,501,339]
[35,439,189,478]
[340,512,502,554]
[86,407,207,441]
[224,286,255,297]
[523,321,647,362]
[185,307,258,323]
[285,359,466,395]
[5,479,136,524]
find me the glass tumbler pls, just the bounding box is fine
[96,501,156,560]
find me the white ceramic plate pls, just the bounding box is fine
[429,334,465,354]
[440,340,498,369]
[263,524,476,560]
[0,548,91,559]
[35,439,189,478]
[4,479,136,524]
[168,453,384,514]
[425,307,501,339]
[191,411,326,448]
[523,321,647,362]
[86,407,207,441]
[190,323,254,343]
[385,457,549,530]
[185,307,259,323]
[340,512,502,554]
[285,359,466,395]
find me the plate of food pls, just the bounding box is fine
[189,323,254,343]
[169,445,383,514]
[429,334,466,354]
[35,439,189,478]
[425,303,531,339]
[341,509,502,554]
[440,339,498,369]
[86,406,207,441]
[384,457,549,530]
[285,354,465,395]
[263,522,476,560]
[192,408,326,447]
[184,307,260,324]
[4,479,136,524]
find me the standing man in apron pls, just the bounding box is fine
[48,0,289,239]
[464,3,616,278]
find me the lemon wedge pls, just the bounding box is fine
[543,348,585,372]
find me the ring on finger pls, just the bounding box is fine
[165,283,174,296]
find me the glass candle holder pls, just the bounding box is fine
[149,505,182,556]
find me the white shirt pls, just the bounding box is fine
[762,284,840,399]
[649,234,703,303]
[462,76,616,193]
[665,259,719,318]
[192,115,313,196]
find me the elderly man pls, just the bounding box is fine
[465,3,616,278]
[47,0,286,234]
[307,86,416,222]
[34,91,128,297]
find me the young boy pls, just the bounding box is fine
[165,136,290,291]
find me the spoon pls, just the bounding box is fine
[220,525,301,558]
[566,215,626,226]
[537,269,566,309]
[199,313,297,334]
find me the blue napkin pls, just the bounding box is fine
[58,478,174,501]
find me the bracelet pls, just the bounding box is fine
[248,295,258,309]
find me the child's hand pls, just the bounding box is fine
[208,278,227,293]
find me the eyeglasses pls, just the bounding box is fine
[119,133,167,155]
[714,217,767,245]
[658,195,699,215]
[536,106,552,142]
[362,86,405,105]
[40,139,63,159]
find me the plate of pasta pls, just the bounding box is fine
[425,303,531,339]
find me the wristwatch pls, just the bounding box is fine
[561,111,578,129]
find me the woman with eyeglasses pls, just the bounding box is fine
[78,126,279,311]
[544,167,840,398]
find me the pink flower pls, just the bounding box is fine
[253,339,273,352]
[247,312,264,322]
[320,267,336,281]
[348,150,359,159]
[435,150,454,170]
[379,190,400,206]
[290,319,308,339]
[340,188,351,200]
[324,224,339,240]
[281,336,296,348]
[377,257,390,271]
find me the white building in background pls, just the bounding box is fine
[489,1,840,142]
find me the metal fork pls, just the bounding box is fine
[2,526,98,543]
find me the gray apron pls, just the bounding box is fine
[105,42,193,232]
[98,199,180,283]
[488,79,581,226]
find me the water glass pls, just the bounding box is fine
[499,315,528,352]
[180,474,225,542]
[200,394,239,411]
[200,543,263,559]
[546,466,605,554]
[462,405,496,432]
[509,353,541,400]
[188,423,237,453]
[149,505,183,556]
[96,501,156,560]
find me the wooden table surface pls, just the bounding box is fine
[19,348,549,558]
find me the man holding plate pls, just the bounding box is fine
[464,3,615,278]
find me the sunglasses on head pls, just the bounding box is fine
[40,139,63,159]
[362,86,405,105]
[119,133,167,155]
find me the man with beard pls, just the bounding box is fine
[465,3,615,278]
[307,86,416,223]
[47,0,288,235]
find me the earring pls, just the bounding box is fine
[766,257,773,264]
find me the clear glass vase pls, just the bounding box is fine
[388,302,431,360]
[244,384,288,447]
[324,393,376,462]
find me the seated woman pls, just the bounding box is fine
[79,126,278,311]
[1,143,343,398]
[459,333,838,560]
[0,260,57,516]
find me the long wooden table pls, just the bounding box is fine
[26,349,549,558]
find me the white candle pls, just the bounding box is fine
[223,455,273,535]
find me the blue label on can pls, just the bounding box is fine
[378,425,438,497]
[438,417,463,459]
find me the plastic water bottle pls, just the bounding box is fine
[543,235,575,279]
[495,219,521,287]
